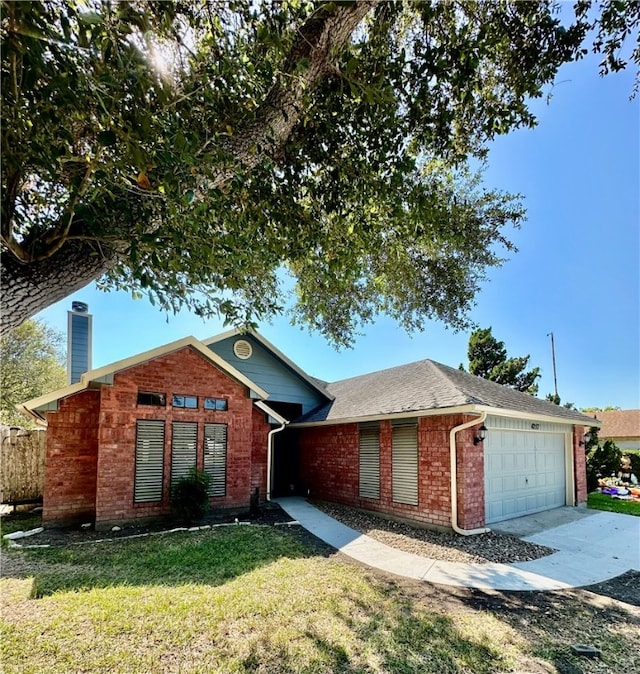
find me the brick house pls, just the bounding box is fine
[21,330,597,531]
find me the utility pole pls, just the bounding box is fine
[547,332,558,400]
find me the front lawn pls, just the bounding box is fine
[1,521,638,673]
[587,492,640,516]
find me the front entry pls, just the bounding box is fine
[271,429,303,497]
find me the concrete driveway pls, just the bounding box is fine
[277,498,640,591]
[497,507,640,587]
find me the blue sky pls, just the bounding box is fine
[36,49,639,411]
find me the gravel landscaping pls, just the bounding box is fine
[312,500,556,564]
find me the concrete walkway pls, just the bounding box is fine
[275,497,640,591]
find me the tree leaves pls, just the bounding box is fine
[464,327,541,395]
[2,1,638,342]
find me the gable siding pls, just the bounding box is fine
[206,335,326,414]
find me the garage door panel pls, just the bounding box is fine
[485,429,566,524]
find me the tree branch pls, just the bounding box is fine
[205,1,377,190]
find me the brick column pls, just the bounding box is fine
[573,427,588,505]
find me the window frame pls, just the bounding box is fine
[172,394,198,409]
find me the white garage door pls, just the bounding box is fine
[484,430,567,524]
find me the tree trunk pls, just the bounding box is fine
[0,242,117,336]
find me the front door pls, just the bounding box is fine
[271,429,301,497]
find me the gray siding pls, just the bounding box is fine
[67,312,92,384]
[206,335,327,414]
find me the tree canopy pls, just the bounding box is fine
[1,1,638,345]
[0,319,66,427]
[461,327,541,395]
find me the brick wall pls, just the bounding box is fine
[251,407,271,501]
[298,414,485,531]
[299,423,359,503]
[573,427,588,505]
[42,346,265,528]
[93,346,258,528]
[454,418,486,530]
[44,390,100,525]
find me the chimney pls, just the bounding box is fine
[67,301,92,384]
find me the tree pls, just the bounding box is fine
[0,319,66,427]
[583,426,622,492]
[2,1,638,345]
[545,393,576,410]
[462,327,540,394]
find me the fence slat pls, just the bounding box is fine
[1,426,46,504]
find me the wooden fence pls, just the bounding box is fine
[0,426,46,505]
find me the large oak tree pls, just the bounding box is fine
[1,1,637,345]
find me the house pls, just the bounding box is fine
[592,409,640,451]
[20,329,598,531]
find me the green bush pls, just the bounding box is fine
[585,438,621,492]
[171,468,212,524]
[622,449,640,477]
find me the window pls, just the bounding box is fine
[171,421,198,487]
[392,421,418,505]
[134,420,165,503]
[359,423,380,499]
[137,391,165,406]
[204,397,228,411]
[204,424,227,497]
[172,394,198,409]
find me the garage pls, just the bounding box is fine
[484,417,571,524]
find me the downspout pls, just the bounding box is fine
[266,421,288,501]
[449,411,490,536]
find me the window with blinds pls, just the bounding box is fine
[204,423,227,497]
[359,423,380,499]
[134,420,165,503]
[171,421,198,487]
[392,421,418,505]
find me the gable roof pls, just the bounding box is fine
[19,336,268,422]
[204,328,334,401]
[294,358,598,427]
[593,409,640,439]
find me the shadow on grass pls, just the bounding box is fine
[3,525,325,598]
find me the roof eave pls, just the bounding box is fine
[291,403,602,428]
[20,335,268,417]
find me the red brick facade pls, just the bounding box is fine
[44,390,100,524]
[43,347,271,528]
[573,427,588,505]
[298,415,486,530]
[42,342,587,531]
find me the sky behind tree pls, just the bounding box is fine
[36,49,639,411]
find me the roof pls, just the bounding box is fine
[294,358,598,426]
[19,336,268,422]
[593,409,640,439]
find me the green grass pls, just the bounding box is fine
[1,526,517,674]
[587,492,640,516]
[1,523,637,673]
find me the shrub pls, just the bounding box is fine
[171,468,212,524]
[622,449,640,477]
[585,438,621,492]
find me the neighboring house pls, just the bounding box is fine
[21,329,597,531]
[592,409,640,452]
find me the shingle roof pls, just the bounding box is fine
[594,410,640,439]
[296,359,596,425]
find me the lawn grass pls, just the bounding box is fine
[587,492,640,516]
[1,523,638,674]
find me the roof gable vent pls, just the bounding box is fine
[233,339,253,360]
